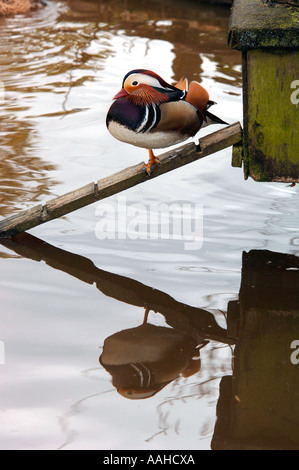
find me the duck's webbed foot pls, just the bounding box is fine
[137,149,161,176]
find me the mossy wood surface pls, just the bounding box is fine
[229,0,299,181]
[228,0,299,50]
[244,49,299,181]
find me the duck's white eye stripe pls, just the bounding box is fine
[127,73,162,89]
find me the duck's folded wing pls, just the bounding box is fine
[155,100,202,137]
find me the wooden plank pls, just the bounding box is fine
[0,122,242,238]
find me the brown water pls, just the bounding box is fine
[0,0,299,451]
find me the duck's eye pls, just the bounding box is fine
[132,81,138,86]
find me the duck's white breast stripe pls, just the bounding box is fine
[135,106,149,133]
[130,363,152,387]
[136,105,160,134]
[146,105,157,132]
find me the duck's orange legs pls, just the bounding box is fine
[143,307,159,323]
[143,308,150,324]
[138,149,161,175]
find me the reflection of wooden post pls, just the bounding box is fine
[212,250,299,450]
[229,0,299,182]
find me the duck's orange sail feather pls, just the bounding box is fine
[175,77,188,91]
[185,81,210,115]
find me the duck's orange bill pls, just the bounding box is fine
[113,88,129,99]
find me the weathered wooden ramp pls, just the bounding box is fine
[0,122,242,238]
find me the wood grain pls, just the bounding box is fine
[0,122,242,238]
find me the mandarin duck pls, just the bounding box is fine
[106,69,227,175]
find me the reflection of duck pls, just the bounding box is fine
[106,69,227,174]
[99,310,209,399]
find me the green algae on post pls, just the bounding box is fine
[228,0,299,182]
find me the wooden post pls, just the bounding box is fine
[228,0,299,182]
[0,122,242,238]
[273,0,298,6]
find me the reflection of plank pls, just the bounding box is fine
[0,122,242,238]
[1,233,234,345]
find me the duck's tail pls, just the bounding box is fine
[205,110,228,126]
[200,100,228,127]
